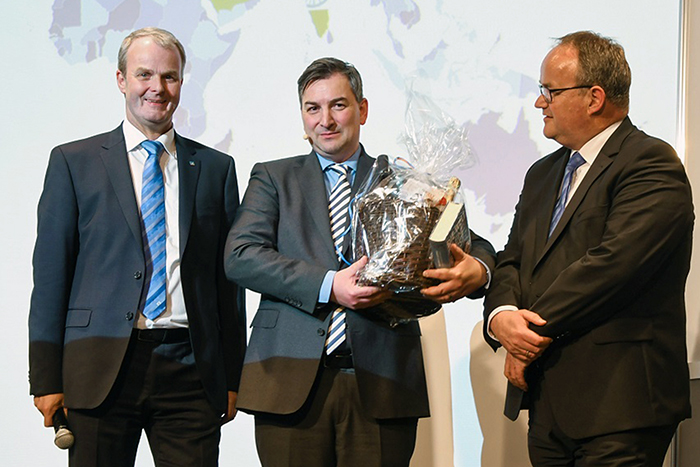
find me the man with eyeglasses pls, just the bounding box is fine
[483,30,693,465]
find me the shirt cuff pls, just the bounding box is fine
[486,305,518,341]
[473,257,492,289]
[318,270,336,304]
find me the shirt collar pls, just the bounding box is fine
[122,118,177,159]
[575,120,623,165]
[316,146,361,173]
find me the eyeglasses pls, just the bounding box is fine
[538,84,593,103]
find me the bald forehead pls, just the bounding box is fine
[541,45,579,84]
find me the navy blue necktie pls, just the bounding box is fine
[325,164,351,355]
[549,152,585,238]
[140,140,167,320]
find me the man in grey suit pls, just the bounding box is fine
[225,57,495,467]
[484,31,693,466]
[29,27,246,466]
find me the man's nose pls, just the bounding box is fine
[320,108,335,128]
[534,93,547,109]
[150,76,165,92]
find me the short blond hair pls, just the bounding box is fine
[117,27,186,76]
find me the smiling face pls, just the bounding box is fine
[116,37,182,140]
[301,73,368,163]
[535,45,591,150]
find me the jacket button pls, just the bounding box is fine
[317,328,325,336]
[125,312,134,321]
[134,271,142,279]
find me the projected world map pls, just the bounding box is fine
[47,0,546,222]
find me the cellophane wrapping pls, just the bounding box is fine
[351,90,476,324]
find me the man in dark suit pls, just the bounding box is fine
[29,27,246,466]
[483,31,693,466]
[224,57,495,466]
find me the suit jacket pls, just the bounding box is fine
[483,117,693,439]
[29,125,246,413]
[225,147,495,419]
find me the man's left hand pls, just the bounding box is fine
[421,244,487,303]
[222,391,238,424]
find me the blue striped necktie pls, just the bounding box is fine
[140,140,167,320]
[549,151,585,238]
[325,164,351,355]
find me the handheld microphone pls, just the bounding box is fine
[52,409,75,450]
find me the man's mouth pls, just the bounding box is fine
[145,98,167,105]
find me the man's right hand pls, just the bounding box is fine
[490,309,552,362]
[331,256,391,310]
[34,393,65,427]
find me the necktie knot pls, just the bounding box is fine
[141,140,164,159]
[329,164,350,180]
[567,151,585,173]
[329,163,349,173]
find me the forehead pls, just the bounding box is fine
[540,45,579,85]
[126,37,181,71]
[302,73,354,102]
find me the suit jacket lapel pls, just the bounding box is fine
[353,147,374,196]
[296,152,338,265]
[342,148,374,261]
[176,134,200,256]
[99,125,143,250]
[534,148,569,258]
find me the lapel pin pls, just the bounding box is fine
[189,160,196,166]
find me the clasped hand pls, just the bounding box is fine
[490,309,553,391]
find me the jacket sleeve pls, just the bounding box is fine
[224,162,328,314]
[28,147,79,396]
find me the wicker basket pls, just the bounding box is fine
[354,191,441,291]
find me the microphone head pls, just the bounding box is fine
[376,154,389,170]
[54,427,75,450]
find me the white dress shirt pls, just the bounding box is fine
[123,119,188,329]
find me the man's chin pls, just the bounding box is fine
[542,126,556,140]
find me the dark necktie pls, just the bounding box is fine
[549,151,585,238]
[325,164,351,354]
[140,140,167,320]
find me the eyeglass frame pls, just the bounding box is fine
[538,84,593,103]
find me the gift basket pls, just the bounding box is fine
[351,90,476,324]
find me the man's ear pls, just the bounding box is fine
[116,70,126,95]
[359,98,369,125]
[588,85,606,114]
